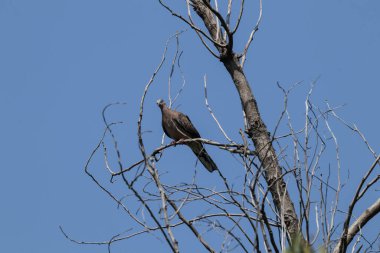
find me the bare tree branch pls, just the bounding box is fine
[334,155,380,253]
[64,3,380,253]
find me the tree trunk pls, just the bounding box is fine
[191,0,301,239]
[222,53,300,238]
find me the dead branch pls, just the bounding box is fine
[334,155,380,253]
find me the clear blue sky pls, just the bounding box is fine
[1,0,379,252]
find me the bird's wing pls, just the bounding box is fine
[175,112,218,172]
[173,112,201,139]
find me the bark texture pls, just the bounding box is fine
[191,0,301,239]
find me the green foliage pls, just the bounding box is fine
[285,234,315,253]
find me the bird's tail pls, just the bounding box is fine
[189,142,218,172]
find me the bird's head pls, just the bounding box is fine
[156,99,166,109]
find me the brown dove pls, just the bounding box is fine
[157,99,217,172]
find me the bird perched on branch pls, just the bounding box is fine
[157,99,217,172]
